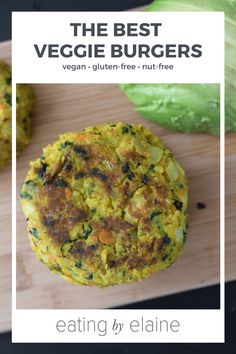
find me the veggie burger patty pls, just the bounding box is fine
[0,60,35,168]
[20,122,188,287]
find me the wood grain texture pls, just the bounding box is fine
[16,83,221,310]
[0,40,235,332]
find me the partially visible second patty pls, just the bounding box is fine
[0,60,35,168]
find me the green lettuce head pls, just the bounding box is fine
[121,0,236,135]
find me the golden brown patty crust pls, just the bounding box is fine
[20,122,188,287]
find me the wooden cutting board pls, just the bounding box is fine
[1,39,235,333]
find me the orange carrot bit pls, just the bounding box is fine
[75,133,86,143]
[65,188,72,199]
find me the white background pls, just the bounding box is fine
[12,310,224,343]
[12,12,224,83]
[12,12,225,343]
